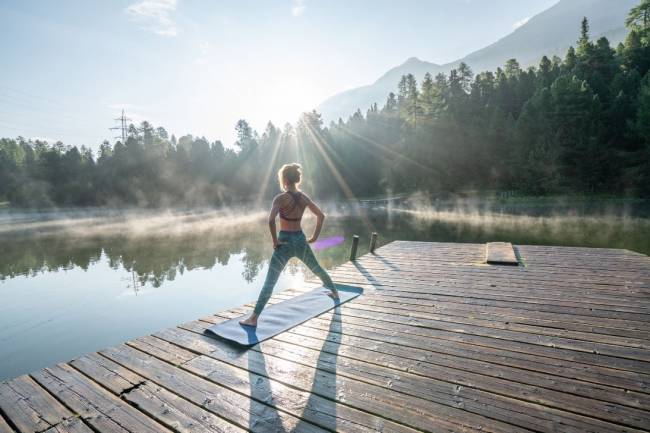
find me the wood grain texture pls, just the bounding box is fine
[0,375,72,433]
[0,415,14,433]
[486,242,519,265]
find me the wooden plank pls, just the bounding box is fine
[331,282,650,324]
[343,254,647,286]
[170,324,648,433]
[125,381,246,433]
[179,346,524,433]
[271,324,650,409]
[276,289,650,342]
[31,363,172,433]
[373,242,645,265]
[486,242,519,265]
[43,418,93,433]
[359,255,650,286]
[320,306,650,367]
[104,342,430,433]
[385,243,648,268]
[0,376,73,433]
[353,254,649,289]
[272,291,650,347]
[328,290,650,337]
[283,314,650,394]
[194,314,650,430]
[342,267,647,300]
[226,297,650,368]
[71,353,245,433]
[257,292,650,391]
[0,415,14,433]
[327,269,650,318]
[321,297,650,349]
[351,256,650,292]
[205,305,650,380]
[100,344,335,433]
[336,260,650,301]
[162,326,577,433]
[70,353,143,395]
[127,335,198,366]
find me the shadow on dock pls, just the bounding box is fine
[248,306,341,432]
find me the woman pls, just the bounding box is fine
[239,163,339,327]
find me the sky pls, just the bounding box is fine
[0,0,558,149]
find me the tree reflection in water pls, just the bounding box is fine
[1,203,648,285]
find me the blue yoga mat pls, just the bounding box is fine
[205,284,363,346]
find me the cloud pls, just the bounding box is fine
[126,0,178,36]
[291,0,306,17]
[195,41,210,65]
[513,16,530,30]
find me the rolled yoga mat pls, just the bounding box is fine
[205,284,363,346]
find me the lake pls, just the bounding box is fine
[1,199,649,380]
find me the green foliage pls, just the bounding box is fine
[1,10,650,207]
[626,0,650,43]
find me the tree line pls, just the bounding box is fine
[1,2,649,207]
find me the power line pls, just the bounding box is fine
[109,109,131,144]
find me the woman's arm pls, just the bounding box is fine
[269,198,281,248]
[306,200,325,243]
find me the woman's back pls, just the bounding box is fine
[277,191,309,231]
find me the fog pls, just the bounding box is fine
[0,208,268,239]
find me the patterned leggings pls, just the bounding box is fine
[253,230,336,315]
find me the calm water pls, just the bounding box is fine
[1,201,649,380]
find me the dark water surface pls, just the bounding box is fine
[1,202,648,380]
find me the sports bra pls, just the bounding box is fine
[279,191,306,221]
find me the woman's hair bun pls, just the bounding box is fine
[278,163,302,189]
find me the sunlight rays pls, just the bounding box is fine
[299,118,375,233]
[338,125,434,173]
[255,131,283,209]
[296,133,313,193]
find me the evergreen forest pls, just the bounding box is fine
[1,2,650,207]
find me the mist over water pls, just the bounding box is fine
[0,198,648,380]
[397,201,650,255]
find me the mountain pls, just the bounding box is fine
[316,0,637,123]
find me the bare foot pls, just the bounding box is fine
[239,315,258,327]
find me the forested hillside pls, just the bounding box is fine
[317,0,636,123]
[1,3,649,207]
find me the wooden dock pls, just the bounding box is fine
[1,241,649,432]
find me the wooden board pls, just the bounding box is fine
[0,375,74,433]
[0,415,14,433]
[487,242,518,265]
[43,418,94,433]
[1,241,649,433]
[31,363,172,433]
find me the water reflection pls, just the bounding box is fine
[1,203,649,286]
[0,211,357,286]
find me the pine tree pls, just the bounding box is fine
[504,59,521,78]
[420,72,435,115]
[577,17,591,54]
[564,46,577,72]
[235,119,252,149]
[383,92,397,113]
[626,0,650,43]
